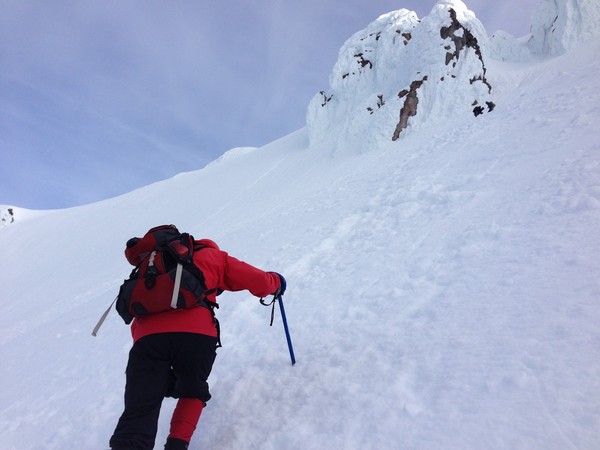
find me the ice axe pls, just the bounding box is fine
[260,294,296,365]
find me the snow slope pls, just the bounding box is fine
[1,5,600,450]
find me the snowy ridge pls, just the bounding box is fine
[0,206,15,228]
[208,146,258,166]
[1,4,600,450]
[0,206,47,229]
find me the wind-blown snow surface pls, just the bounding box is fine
[1,37,600,450]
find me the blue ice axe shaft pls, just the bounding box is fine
[277,295,296,365]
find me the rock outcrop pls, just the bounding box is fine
[307,0,494,152]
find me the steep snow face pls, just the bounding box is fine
[307,0,494,152]
[488,31,535,62]
[528,0,600,56]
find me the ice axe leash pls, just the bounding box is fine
[260,294,296,365]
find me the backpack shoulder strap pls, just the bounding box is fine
[184,245,220,307]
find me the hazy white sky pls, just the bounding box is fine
[0,0,538,209]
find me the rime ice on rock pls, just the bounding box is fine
[528,0,600,56]
[489,0,600,60]
[307,0,494,152]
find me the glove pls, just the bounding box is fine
[272,272,286,297]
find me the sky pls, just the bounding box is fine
[0,0,538,210]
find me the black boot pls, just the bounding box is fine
[165,437,189,450]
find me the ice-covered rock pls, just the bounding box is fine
[528,0,600,56]
[307,0,494,152]
[489,0,600,60]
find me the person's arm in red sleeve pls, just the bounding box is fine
[221,254,281,298]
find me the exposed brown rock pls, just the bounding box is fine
[392,76,428,141]
[354,52,373,69]
[440,8,491,94]
[319,91,333,107]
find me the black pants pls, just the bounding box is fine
[110,333,218,450]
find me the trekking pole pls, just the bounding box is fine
[277,295,296,365]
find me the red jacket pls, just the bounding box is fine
[131,239,280,342]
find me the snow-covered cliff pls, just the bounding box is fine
[308,0,600,152]
[307,0,494,152]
